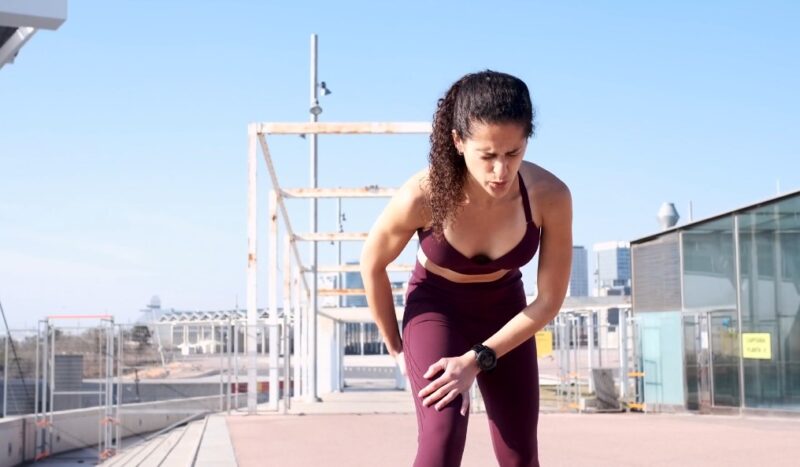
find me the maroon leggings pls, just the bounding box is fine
[402,265,540,467]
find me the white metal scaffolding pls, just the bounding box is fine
[246,120,430,413]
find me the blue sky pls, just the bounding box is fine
[1,1,798,327]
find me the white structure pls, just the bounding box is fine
[593,241,631,296]
[0,0,67,70]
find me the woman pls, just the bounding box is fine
[360,70,572,467]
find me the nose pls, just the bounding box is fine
[494,159,509,179]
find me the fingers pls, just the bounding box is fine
[423,358,446,379]
[396,351,407,376]
[460,391,470,416]
[434,388,461,411]
[422,381,456,408]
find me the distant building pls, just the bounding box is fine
[344,261,367,307]
[593,241,631,296]
[340,264,407,356]
[390,281,406,306]
[317,273,339,308]
[568,246,589,297]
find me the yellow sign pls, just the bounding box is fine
[535,331,553,358]
[742,333,772,360]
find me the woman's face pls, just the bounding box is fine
[453,121,528,199]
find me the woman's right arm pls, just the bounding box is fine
[360,173,427,356]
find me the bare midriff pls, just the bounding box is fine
[416,249,511,283]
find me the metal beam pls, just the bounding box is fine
[312,263,414,273]
[256,132,311,296]
[246,128,258,414]
[268,189,279,411]
[318,306,404,323]
[293,232,368,242]
[317,288,405,296]
[281,187,397,198]
[257,122,431,135]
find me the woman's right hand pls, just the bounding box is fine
[394,351,407,376]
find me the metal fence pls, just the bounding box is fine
[536,308,642,412]
[0,318,291,464]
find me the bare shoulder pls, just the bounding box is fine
[385,168,431,230]
[519,161,571,224]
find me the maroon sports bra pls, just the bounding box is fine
[417,175,541,275]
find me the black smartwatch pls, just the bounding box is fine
[471,344,497,372]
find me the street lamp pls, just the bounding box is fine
[320,81,332,96]
[307,33,332,402]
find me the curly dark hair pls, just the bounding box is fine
[426,70,535,237]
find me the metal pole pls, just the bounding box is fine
[598,315,604,368]
[283,314,290,413]
[283,234,293,410]
[587,311,595,394]
[106,323,113,458]
[292,273,302,400]
[337,196,343,308]
[619,308,628,401]
[97,326,103,460]
[302,300,309,397]
[269,189,280,411]
[48,322,54,451]
[219,322,224,411]
[572,317,579,410]
[246,124,259,414]
[333,321,341,391]
[733,214,746,413]
[34,321,41,455]
[360,323,365,356]
[116,324,122,454]
[233,322,240,409]
[308,32,320,402]
[3,332,8,417]
[226,318,233,414]
[151,309,167,371]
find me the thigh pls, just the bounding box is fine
[403,308,472,413]
[403,309,472,467]
[477,338,540,467]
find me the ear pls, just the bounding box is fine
[451,129,465,155]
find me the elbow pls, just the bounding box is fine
[532,294,566,321]
[359,253,379,281]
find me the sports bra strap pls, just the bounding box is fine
[518,175,533,224]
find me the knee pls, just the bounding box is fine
[500,446,539,467]
[415,406,468,467]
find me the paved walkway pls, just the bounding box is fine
[225,390,800,466]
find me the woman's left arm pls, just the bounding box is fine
[482,181,572,357]
[418,181,572,412]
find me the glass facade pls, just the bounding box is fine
[738,195,800,410]
[682,217,740,408]
[634,191,800,413]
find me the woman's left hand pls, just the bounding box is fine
[418,352,480,416]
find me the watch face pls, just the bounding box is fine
[478,350,496,370]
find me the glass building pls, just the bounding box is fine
[632,190,800,414]
[569,246,589,297]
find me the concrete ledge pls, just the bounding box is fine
[195,415,238,466]
[0,395,239,467]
